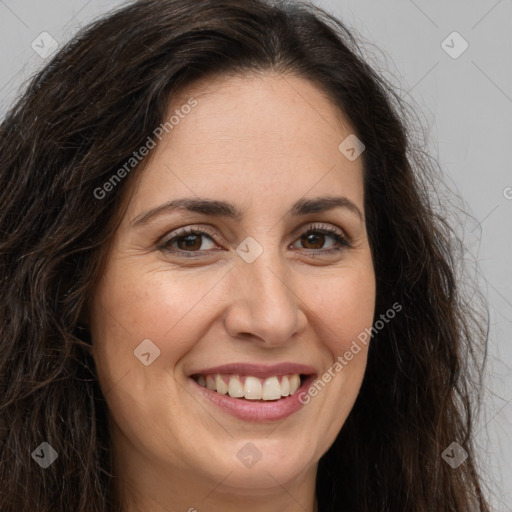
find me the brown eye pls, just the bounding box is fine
[292,226,350,253]
[176,234,205,251]
[160,227,219,256]
[300,232,327,250]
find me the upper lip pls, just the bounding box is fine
[188,362,317,379]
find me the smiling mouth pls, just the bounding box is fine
[191,373,307,401]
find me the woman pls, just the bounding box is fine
[0,0,490,510]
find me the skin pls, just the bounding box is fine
[88,72,376,512]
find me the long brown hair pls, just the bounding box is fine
[0,0,490,510]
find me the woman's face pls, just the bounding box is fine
[89,72,376,507]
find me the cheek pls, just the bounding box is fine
[88,264,208,447]
[306,263,376,357]
[89,261,225,381]
[293,264,375,452]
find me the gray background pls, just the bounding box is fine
[0,0,510,509]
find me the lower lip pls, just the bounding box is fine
[190,375,317,422]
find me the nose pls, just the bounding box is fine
[223,252,307,347]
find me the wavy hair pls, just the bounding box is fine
[0,0,490,510]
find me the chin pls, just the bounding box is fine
[199,438,316,491]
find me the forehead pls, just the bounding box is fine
[125,72,364,220]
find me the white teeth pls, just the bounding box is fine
[262,376,282,400]
[289,374,301,395]
[280,375,290,396]
[195,373,304,400]
[244,376,263,400]
[215,374,228,395]
[206,375,216,390]
[228,375,244,398]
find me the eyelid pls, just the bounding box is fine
[158,221,352,256]
[156,224,221,251]
[294,222,351,242]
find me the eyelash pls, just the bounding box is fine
[157,223,352,258]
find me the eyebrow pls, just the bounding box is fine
[130,195,363,227]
